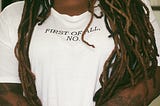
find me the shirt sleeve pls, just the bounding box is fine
[0,7,20,83]
[143,0,160,66]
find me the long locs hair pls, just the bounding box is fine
[14,0,52,105]
[94,0,158,105]
[15,0,159,106]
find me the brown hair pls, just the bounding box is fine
[14,0,158,105]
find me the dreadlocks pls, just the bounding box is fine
[94,0,158,105]
[14,0,52,105]
[14,0,159,106]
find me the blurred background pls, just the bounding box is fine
[151,0,160,24]
[0,0,160,105]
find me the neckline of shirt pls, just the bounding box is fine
[51,8,91,23]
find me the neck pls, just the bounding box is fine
[53,0,93,16]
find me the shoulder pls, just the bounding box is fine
[2,1,24,12]
[0,1,24,20]
[0,1,24,29]
[0,1,25,47]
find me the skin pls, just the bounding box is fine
[53,0,96,16]
[0,0,160,106]
[0,84,29,106]
[100,67,160,106]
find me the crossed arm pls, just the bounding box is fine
[0,67,160,106]
[0,83,29,106]
[101,66,160,106]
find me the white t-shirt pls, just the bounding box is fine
[0,0,159,106]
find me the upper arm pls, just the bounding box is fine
[0,3,21,83]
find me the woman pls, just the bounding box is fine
[0,0,160,106]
